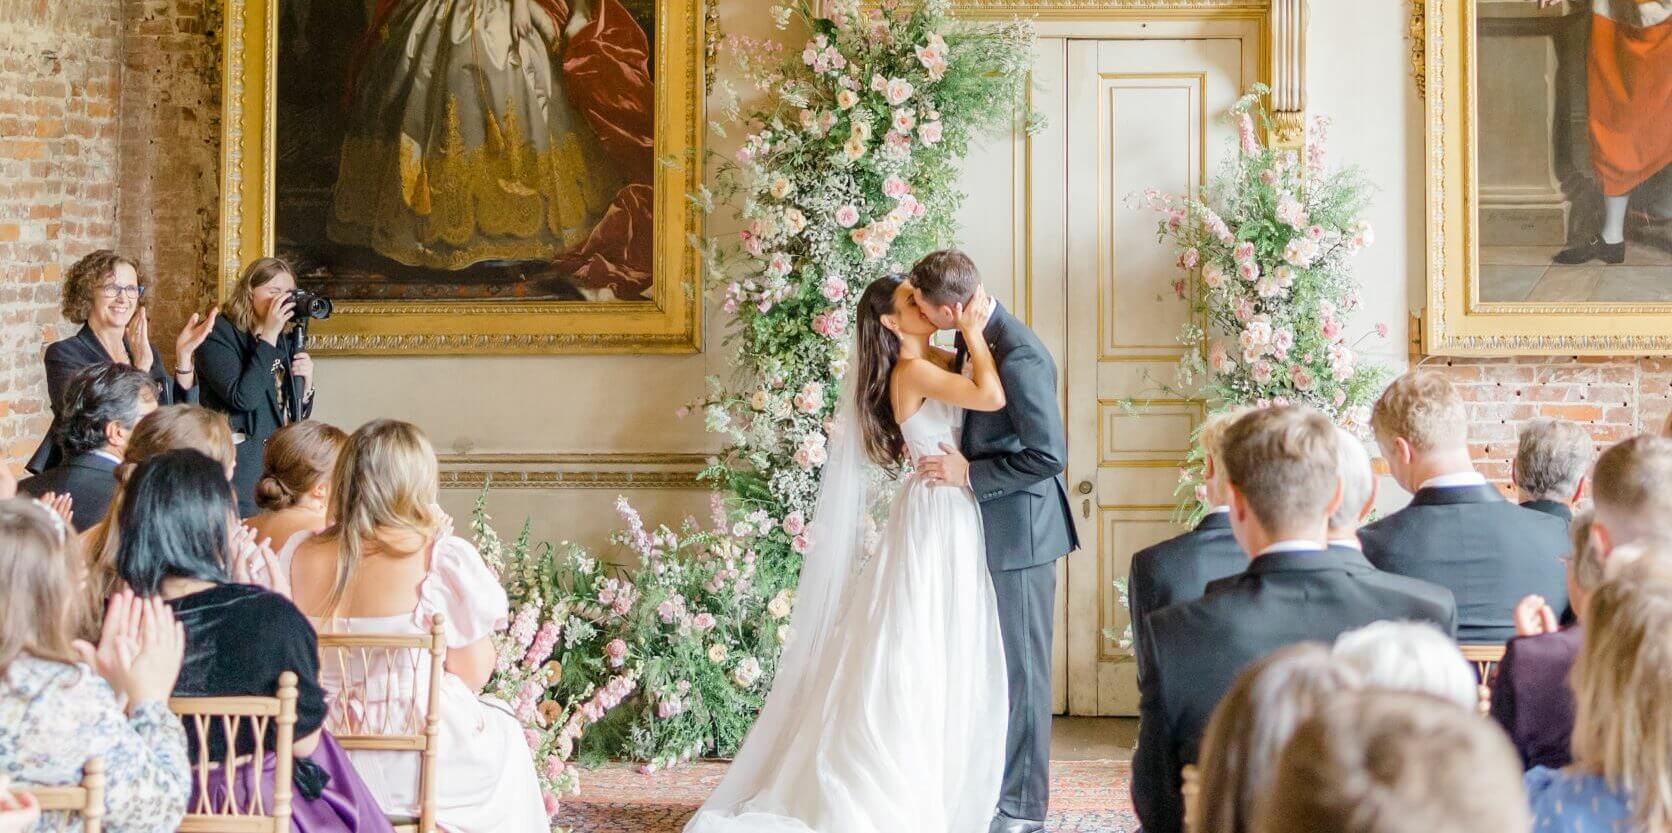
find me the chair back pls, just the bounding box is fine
[13,757,105,833]
[1181,763,1201,833]
[316,612,446,833]
[1460,643,1508,716]
[172,670,298,833]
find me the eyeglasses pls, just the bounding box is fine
[98,284,145,300]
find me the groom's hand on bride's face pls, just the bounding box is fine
[919,443,970,488]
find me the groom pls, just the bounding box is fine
[911,249,1081,833]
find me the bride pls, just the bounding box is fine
[685,274,1010,833]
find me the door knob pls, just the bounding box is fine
[1077,480,1094,495]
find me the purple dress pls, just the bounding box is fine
[168,583,393,832]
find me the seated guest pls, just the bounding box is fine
[195,257,314,516]
[1327,426,1377,556]
[1512,417,1593,522]
[28,249,213,474]
[1132,405,1458,833]
[1526,553,1672,832]
[1491,511,1602,770]
[1360,370,1569,642]
[283,420,547,832]
[246,421,347,553]
[113,450,390,832]
[0,497,190,833]
[1256,690,1531,833]
[1197,643,1361,833]
[1332,621,1478,710]
[84,405,237,611]
[19,364,158,530]
[1589,433,1672,556]
[1127,407,1250,674]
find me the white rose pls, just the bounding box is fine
[885,78,914,106]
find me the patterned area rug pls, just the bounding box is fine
[559,760,1136,832]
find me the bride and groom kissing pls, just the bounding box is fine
[686,250,1080,833]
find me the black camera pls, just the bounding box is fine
[287,289,333,321]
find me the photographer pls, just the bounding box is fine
[194,257,317,515]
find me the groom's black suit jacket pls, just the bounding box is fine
[1131,546,1458,833]
[956,303,1080,572]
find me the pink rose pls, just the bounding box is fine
[692,612,717,631]
[1235,298,1256,322]
[782,511,806,536]
[1238,262,1259,282]
[1375,322,1390,339]
[918,120,943,145]
[524,728,541,750]
[1250,360,1274,384]
[1178,247,1200,270]
[1209,341,1230,373]
[605,639,628,668]
[835,205,860,228]
[1235,242,1255,263]
[1289,364,1315,391]
[822,276,848,302]
[1202,262,1227,289]
[1322,318,1343,342]
[883,175,911,199]
[793,534,812,553]
[1307,224,1326,241]
[543,792,561,817]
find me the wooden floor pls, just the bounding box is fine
[1051,716,1138,762]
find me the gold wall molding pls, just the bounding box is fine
[436,452,709,491]
[1419,0,1672,355]
[218,0,704,356]
[1268,0,1306,147]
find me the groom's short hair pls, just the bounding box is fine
[1222,406,1339,532]
[910,249,982,307]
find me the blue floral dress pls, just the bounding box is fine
[1526,766,1634,833]
[0,656,190,833]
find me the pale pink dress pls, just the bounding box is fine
[277,532,547,833]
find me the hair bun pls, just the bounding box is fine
[253,473,296,511]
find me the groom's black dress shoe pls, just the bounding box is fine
[1552,235,1626,265]
[989,811,1045,833]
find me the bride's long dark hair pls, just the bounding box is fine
[854,274,906,467]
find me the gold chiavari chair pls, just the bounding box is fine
[173,671,299,833]
[13,757,105,833]
[1460,643,1508,716]
[1182,763,1202,833]
[317,612,446,833]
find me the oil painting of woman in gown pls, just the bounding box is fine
[276,0,657,302]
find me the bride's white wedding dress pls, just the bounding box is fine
[685,397,1008,833]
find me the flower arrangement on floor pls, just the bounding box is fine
[474,0,1035,823]
[1129,84,1392,515]
[1103,87,1392,651]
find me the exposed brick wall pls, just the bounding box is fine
[1432,357,1672,488]
[0,0,124,470]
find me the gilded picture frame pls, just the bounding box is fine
[218,0,705,355]
[1418,0,1672,355]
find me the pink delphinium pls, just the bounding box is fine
[524,620,562,668]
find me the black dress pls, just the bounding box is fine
[28,324,195,474]
[165,583,326,760]
[194,316,311,516]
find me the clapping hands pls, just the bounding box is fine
[74,591,185,712]
[230,524,287,597]
[1513,594,1560,637]
[0,778,40,833]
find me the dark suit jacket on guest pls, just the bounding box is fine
[1520,499,1574,523]
[17,451,119,531]
[1491,626,1582,771]
[957,303,1079,572]
[194,316,310,515]
[1360,485,1570,644]
[27,324,194,474]
[1131,547,1458,833]
[1126,511,1245,681]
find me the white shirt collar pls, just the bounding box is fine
[90,449,122,465]
[1208,506,1229,515]
[1259,539,1327,556]
[1328,536,1363,551]
[1419,471,1488,490]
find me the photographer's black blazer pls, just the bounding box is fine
[195,316,310,512]
[27,324,194,474]
[1360,484,1569,644]
[1131,546,1457,833]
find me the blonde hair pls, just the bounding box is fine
[1569,508,1606,594]
[0,498,86,676]
[1200,406,1254,467]
[322,420,443,615]
[1592,435,1672,549]
[1198,643,1361,833]
[256,421,348,511]
[1255,690,1530,833]
[1371,370,1468,453]
[1221,406,1340,533]
[222,256,293,333]
[86,405,236,619]
[1570,552,1672,833]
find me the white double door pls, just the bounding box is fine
[953,25,1252,715]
